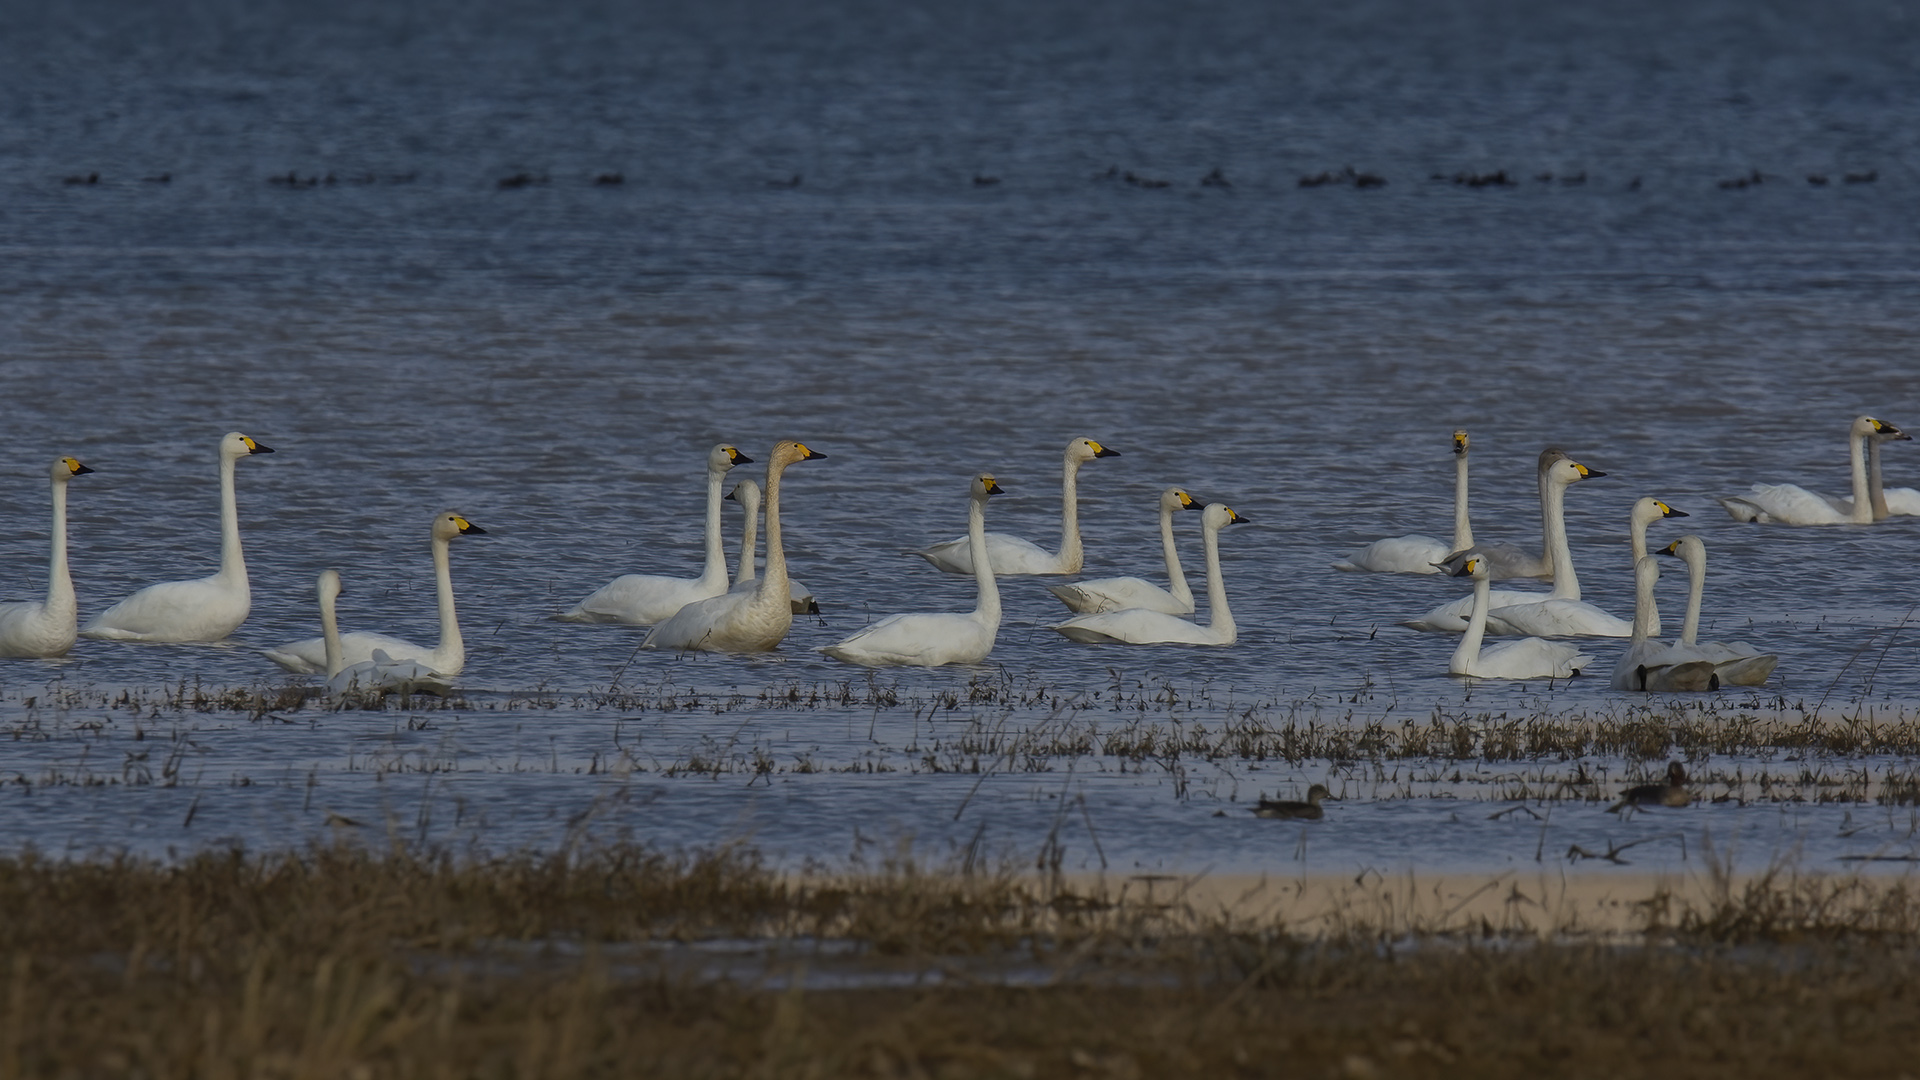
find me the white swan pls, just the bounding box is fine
[1446,554,1593,680]
[1052,503,1247,646]
[306,571,453,696]
[1401,454,1606,633]
[643,441,825,652]
[1858,425,1920,518]
[558,443,752,623]
[0,457,93,658]
[726,478,818,614]
[912,437,1119,575]
[1658,535,1779,686]
[1719,415,1905,525]
[1609,555,1718,691]
[1479,489,1676,640]
[264,511,487,675]
[1442,446,1571,581]
[1048,487,1202,613]
[821,474,1004,666]
[81,432,274,643]
[1331,429,1473,574]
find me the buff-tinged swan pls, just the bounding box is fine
[1049,487,1202,613]
[821,474,1003,666]
[727,478,818,614]
[558,444,752,624]
[0,457,93,658]
[264,512,487,676]
[643,441,825,652]
[1443,447,1571,581]
[1052,503,1247,646]
[1446,554,1593,679]
[1331,430,1473,575]
[1658,535,1778,686]
[1609,555,1718,691]
[1402,455,1607,633]
[1719,416,1906,525]
[912,437,1118,575]
[82,432,274,643]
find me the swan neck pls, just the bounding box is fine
[45,475,74,617]
[320,587,343,677]
[1452,451,1474,550]
[1160,500,1191,604]
[1682,549,1705,646]
[1200,519,1232,634]
[969,492,1000,622]
[1451,572,1491,674]
[1868,438,1891,520]
[701,468,728,586]
[762,459,790,592]
[217,451,246,583]
[1542,476,1579,600]
[1849,428,1873,523]
[432,534,463,661]
[1056,453,1084,573]
[1631,563,1657,642]
[736,491,760,584]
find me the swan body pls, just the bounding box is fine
[305,572,453,696]
[913,437,1118,575]
[1441,447,1572,581]
[821,475,1003,666]
[643,441,824,652]
[1609,555,1718,691]
[559,444,752,624]
[1049,487,1202,613]
[1403,454,1605,633]
[264,512,487,676]
[726,478,818,614]
[82,432,273,643]
[1332,430,1473,574]
[1658,535,1778,686]
[1719,416,1905,525]
[1446,554,1593,680]
[0,457,93,658]
[1053,503,1246,646]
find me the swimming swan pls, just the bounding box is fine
[1658,535,1778,686]
[1480,486,1673,640]
[264,512,487,675]
[1718,416,1906,525]
[558,444,752,623]
[1331,429,1473,575]
[1052,503,1247,645]
[1446,554,1593,680]
[1847,425,1920,519]
[820,474,1004,666]
[307,571,453,696]
[727,478,818,614]
[1402,455,1606,633]
[912,437,1119,575]
[643,441,825,652]
[1609,555,1718,691]
[0,457,93,658]
[1048,487,1202,613]
[1441,447,1570,581]
[81,432,274,643]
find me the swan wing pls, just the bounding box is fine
[1718,484,1850,526]
[820,612,995,667]
[913,532,1062,576]
[1400,587,1548,633]
[82,576,250,643]
[1482,598,1632,638]
[558,573,725,625]
[0,601,72,659]
[1053,608,1226,646]
[1330,534,1449,575]
[1462,637,1593,679]
[1048,577,1189,615]
[1439,541,1549,580]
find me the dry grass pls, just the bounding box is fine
[4,842,1920,1078]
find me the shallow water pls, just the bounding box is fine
[2,0,1920,877]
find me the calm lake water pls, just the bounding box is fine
[3,0,1919,880]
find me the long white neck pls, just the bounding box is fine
[45,476,74,619]
[1160,500,1192,606]
[1630,507,1650,562]
[1848,428,1874,523]
[761,459,791,598]
[1055,453,1085,573]
[1536,464,1555,569]
[1451,572,1491,674]
[968,492,1000,623]
[1542,477,1580,600]
[431,535,464,669]
[217,452,247,583]
[1680,547,1705,646]
[700,466,729,587]
[1451,451,1474,551]
[1198,518,1233,638]
[736,488,761,584]
[1868,438,1891,521]
[1631,558,1659,643]
[320,586,343,678]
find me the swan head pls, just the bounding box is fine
[1449,554,1491,581]
[1658,534,1706,567]
[51,456,92,482]
[769,441,826,468]
[432,512,487,542]
[727,478,762,511]
[1634,553,1662,589]
[1452,430,1469,455]
[1159,487,1201,513]
[1544,456,1604,487]
[1630,497,1688,528]
[221,432,274,458]
[972,473,1004,499]
[1856,416,1912,442]
[708,444,754,474]
[1202,503,1248,530]
[1066,437,1120,464]
[317,568,342,604]
[1537,446,1569,472]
